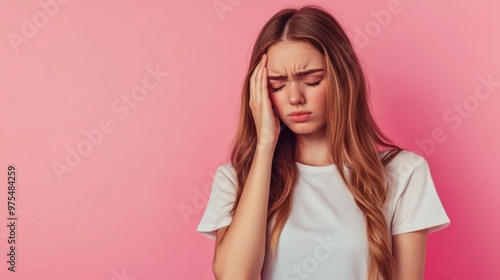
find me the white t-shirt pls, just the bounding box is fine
[196,150,451,279]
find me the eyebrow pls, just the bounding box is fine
[267,68,325,81]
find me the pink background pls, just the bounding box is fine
[0,0,498,279]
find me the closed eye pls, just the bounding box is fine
[305,80,321,87]
[269,80,322,93]
[269,85,284,93]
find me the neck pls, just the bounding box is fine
[295,125,334,166]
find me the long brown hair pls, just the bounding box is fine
[223,5,404,280]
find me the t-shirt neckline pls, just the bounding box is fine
[295,161,336,172]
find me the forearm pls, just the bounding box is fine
[213,146,274,280]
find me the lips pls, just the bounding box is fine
[288,111,311,116]
[288,112,311,122]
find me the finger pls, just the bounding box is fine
[251,59,260,105]
[261,67,270,101]
[258,54,268,104]
[251,55,263,84]
[255,55,264,104]
[262,56,272,110]
[262,54,269,100]
[250,56,263,104]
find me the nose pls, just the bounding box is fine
[288,81,305,105]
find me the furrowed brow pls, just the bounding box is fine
[267,68,325,81]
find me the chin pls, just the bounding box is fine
[286,124,318,134]
[286,122,327,135]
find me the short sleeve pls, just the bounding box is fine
[391,156,451,235]
[196,164,237,239]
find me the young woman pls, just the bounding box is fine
[196,5,451,280]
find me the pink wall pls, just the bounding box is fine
[0,0,498,279]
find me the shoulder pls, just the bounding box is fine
[381,150,451,235]
[380,149,429,181]
[216,163,236,178]
[213,163,238,189]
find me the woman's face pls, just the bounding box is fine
[266,40,328,136]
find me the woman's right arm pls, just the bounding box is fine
[212,53,280,280]
[212,145,274,280]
